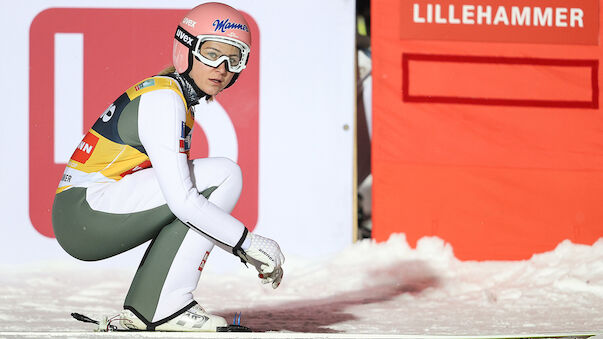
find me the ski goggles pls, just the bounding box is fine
[175,26,250,73]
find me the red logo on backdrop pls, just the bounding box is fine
[29,8,260,237]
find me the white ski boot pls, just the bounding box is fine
[120,303,227,332]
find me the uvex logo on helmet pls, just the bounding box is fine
[212,18,249,33]
[175,28,195,47]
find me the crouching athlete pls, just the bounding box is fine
[52,2,284,332]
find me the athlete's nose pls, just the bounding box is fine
[216,60,228,74]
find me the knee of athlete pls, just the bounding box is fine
[218,157,242,190]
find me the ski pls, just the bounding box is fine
[68,313,600,338]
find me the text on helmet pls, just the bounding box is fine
[176,28,194,47]
[212,19,249,33]
[183,17,197,28]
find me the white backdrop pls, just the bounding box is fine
[0,0,356,272]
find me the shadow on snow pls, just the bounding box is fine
[217,259,441,333]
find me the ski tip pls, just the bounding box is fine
[71,312,99,325]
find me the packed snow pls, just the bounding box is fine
[1,234,602,338]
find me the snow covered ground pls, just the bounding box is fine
[1,234,602,338]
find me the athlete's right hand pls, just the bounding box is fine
[241,233,285,288]
[259,266,283,289]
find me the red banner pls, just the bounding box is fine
[372,0,603,260]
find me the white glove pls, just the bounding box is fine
[259,266,283,289]
[241,233,285,289]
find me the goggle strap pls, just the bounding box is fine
[175,26,199,51]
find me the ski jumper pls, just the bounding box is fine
[52,73,248,327]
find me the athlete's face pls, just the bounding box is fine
[189,41,238,96]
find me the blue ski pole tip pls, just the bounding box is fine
[218,313,251,332]
[231,312,242,325]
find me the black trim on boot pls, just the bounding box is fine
[123,300,198,331]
